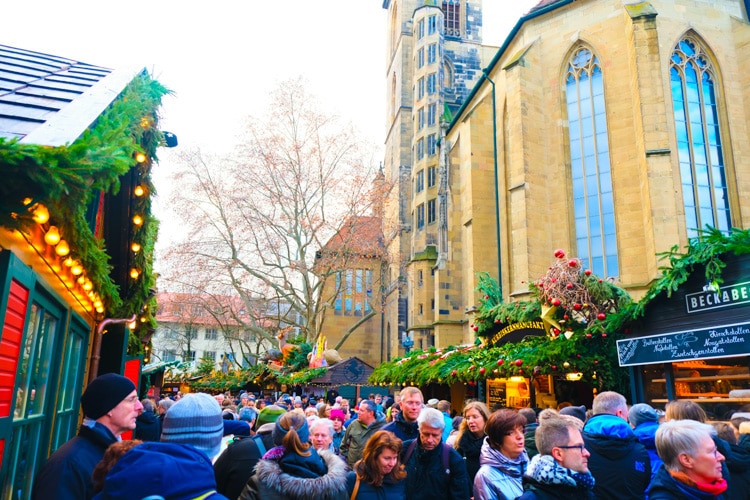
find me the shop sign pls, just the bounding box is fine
[617,321,750,367]
[685,281,750,314]
[489,321,546,347]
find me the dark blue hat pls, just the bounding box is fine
[92,442,229,500]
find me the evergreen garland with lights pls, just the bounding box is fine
[0,72,171,355]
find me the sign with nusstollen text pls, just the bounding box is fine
[617,321,750,367]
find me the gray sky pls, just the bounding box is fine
[3,0,539,248]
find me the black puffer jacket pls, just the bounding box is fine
[583,414,651,500]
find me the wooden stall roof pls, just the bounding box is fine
[311,357,374,385]
[0,44,139,146]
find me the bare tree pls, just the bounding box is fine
[159,78,388,344]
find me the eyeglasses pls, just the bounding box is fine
[557,444,585,453]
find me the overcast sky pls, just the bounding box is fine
[4,0,540,249]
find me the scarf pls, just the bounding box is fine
[670,470,728,496]
[481,442,529,478]
[458,430,485,460]
[525,454,596,490]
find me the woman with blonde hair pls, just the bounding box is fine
[239,411,348,500]
[450,401,490,496]
[346,430,406,499]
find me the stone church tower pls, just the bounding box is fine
[380,0,491,359]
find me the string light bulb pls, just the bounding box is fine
[134,185,145,197]
[135,153,147,163]
[131,242,141,253]
[82,280,93,291]
[55,240,70,256]
[44,226,61,245]
[132,215,143,226]
[130,268,140,279]
[32,204,49,224]
[64,256,74,267]
[71,262,83,276]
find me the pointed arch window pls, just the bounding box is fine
[670,36,731,237]
[442,0,460,37]
[565,47,618,277]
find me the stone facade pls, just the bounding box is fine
[382,0,490,358]
[381,0,750,357]
[444,0,750,346]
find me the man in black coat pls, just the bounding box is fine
[582,391,650,500]
[402,407,470,500]
[31,373,143,500]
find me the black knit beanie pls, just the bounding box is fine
[80,373,136,419]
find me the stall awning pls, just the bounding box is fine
[310,357,374,385]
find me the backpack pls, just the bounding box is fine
[403,439,451,474]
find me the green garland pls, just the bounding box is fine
[371,227,750,394]
[0,72,170,353]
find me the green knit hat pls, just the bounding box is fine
[256,404,286,429]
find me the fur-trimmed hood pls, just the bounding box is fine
[253,449,348,500]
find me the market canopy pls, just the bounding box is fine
[310,357,373,385]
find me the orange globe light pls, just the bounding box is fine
[135,153,147,163]
[132,215,143,226]
[134,185,145,197]
[32,204,49,224]
[55,240,70,256]
[44,226,61,245]
[130,268,140,279]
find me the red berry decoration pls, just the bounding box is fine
[473,325,479,332]
[563,314,569,320]
[597,313,606,321]
[586,333,592,338]
[568,259,578,268]
[497,359,504,366]
[573,303,582,311]
[552,298,561,306]
[515,359,523,367]
[551,365,557,370]
[554,249,566,258]
[602,333,608,338]
[479,367,486,375]
[584,269,592,276]
[566,283,573,289]
[451,370,457,377]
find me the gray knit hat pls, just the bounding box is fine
[161,393,224,459]
[628,403,658,428]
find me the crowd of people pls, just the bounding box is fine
[30,374,750,500]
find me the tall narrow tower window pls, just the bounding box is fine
[442,0,460,37]
[670,36,731,237]
[565,47,618,277]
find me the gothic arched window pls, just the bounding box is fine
[670,36,731,237]
[565,47,619,277]
[442,0,460,37]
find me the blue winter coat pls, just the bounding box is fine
[632,420,663,478]
[31,422,118,500]
[582,413,651,500]
[647,463,726,500]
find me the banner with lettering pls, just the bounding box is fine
[617,321,750,366]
